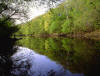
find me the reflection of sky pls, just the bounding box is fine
[11,47,84,76]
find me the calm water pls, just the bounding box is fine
[0,37,100,76]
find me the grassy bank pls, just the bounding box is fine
[15,0,100,39]
[85,30,100,40]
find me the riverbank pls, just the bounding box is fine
[14,29,100,41]
[84,30,100,40]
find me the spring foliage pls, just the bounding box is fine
[17,0,100,35]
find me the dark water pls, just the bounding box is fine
[0,37,100,76]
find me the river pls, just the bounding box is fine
[0,37,99,76]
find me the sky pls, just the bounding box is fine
[12,0,64,24]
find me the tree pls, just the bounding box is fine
[0,0,63,19]
[0,0,63,37]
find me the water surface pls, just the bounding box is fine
[15,37,100,76]
[11,46,84,76]
[0,37,100,76]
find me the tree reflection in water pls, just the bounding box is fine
[16,37,100,76]
[11,47,84,76]
[0,38,17,76]
[0,37,99,76]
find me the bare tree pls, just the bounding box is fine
[0,0,63,24]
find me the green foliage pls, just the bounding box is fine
[16,0,100,35]
[0,17,19,37]
[16,16,45,35]
[0,1,20,38]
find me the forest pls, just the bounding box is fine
[15,0,100,40]
[0,0,100,76]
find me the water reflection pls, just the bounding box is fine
[0,38,17,76]
[16,37,100,76]
[0,37,99,76]
[11,47,84,76]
